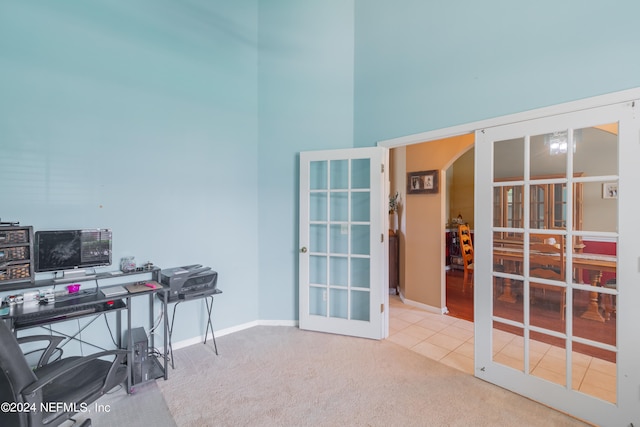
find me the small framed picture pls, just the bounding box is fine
[407,170,439,194]
[602,182,618,199]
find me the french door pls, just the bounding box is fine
[299,147,388,340]
[475,101,640,425]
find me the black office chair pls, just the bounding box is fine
[0,320,128,427]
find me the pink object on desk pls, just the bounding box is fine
[67,284,81,293]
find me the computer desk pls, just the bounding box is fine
[0,270,170,394]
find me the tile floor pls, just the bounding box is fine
[388,294,616,404]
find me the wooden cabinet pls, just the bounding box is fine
[389,231,399,294]
[446,229,463,270]
[493,175,583,236]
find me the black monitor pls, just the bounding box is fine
[35,229,112,273]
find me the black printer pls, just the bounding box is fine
[158,264,218,302]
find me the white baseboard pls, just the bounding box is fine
[399,292,448,315]
[170,319,299,351]
[256,319,298,327]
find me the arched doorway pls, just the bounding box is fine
[387,134,474,316]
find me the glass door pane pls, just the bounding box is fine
[306,157,373,324]
[493,187,503,228]
[530,131,568,177]
[530,185,546,229]
[507,186,523,229]
[551,183,567,228]
[490,123,619,405]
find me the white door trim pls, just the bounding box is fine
[377,87,640,150]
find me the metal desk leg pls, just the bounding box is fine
[168,296,218,369]
[116,310,122,349]
[127,295,133,394]
[162,292,169,380]
[204,296,218,355]
[168,301,181,369]
[148,293,154,352]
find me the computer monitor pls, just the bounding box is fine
[34,229,112,274]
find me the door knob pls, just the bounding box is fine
[300,247,308,253]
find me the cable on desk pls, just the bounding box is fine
[148,347,170,366]
[103,314,118,347]
[148,306,165,336]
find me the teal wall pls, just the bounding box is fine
[0,0,260,342]
[354,0,640,146]
[3,1,640,346]
[257,0,355,320]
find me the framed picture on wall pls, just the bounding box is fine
[602,182,618,199]
[407,170,439,194]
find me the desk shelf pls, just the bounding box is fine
[0,267,162,293]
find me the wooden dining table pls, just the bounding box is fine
[493,246,617,322]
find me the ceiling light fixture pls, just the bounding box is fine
[545,130,577,155]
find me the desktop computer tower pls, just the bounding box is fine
[124,327,148,385]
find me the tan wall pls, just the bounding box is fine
[448,147,475,229]
[403,133,475,308]
[389,147,407,295]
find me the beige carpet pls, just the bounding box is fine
[157,326,589,427]
[62,380,176,427]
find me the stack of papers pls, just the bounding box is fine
[101,286,128,298]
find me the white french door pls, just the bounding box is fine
[475,101,640,426]
[299,147,388,340]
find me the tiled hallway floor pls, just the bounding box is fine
[388,294,616,404]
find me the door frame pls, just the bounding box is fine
[377,87,640,425]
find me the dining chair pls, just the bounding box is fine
[457,224,474,291]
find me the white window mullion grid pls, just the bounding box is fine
[305,160,332,318]
[565,127,575,391]
[568,134,620,361]
[325,162,331,318]
[301,147,385,338]
[523,134,531,375]
[347,159,352,320]
[473,98,636,425]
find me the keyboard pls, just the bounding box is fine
[14,301,124,328]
